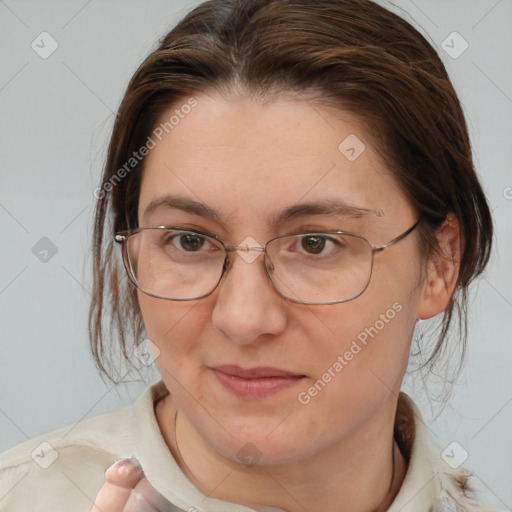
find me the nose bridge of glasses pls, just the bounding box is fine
[223,237,268,266]
[226,244,266,254]
[225,244,266,266]
[224,235,266,256]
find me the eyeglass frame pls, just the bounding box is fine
[114,219,421,305]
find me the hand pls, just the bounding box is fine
[90,458,184,512]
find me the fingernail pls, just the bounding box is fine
[113,457,142,469]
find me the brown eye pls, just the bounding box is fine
[301,236,326,254]
[176,234,205,251]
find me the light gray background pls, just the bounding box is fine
[1,0,511,509]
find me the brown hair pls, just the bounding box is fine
[89,0,493,384]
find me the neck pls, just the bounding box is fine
[156,394,408,512]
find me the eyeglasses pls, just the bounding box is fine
[114,220,420,305]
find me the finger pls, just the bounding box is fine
[90,458,144,512]
[123,488,159,512]
[126,478,184,512]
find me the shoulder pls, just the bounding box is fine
[0,400,134,511]
[430,442,504,512]
[394,392,504,512]
[1,402,133,468]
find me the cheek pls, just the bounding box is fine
[297,262,419,407]
[138,294,208,371]
[291,302,412,447]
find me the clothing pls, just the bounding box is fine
[0,381,500,511]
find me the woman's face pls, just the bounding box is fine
[137,91,424,464]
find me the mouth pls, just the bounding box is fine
[210,365,307,399]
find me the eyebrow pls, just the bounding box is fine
[269,199,374,227]
[144,195,220,223]
[143,195,374,229]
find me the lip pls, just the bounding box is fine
[210,365,306,399]
[213,364,303,378]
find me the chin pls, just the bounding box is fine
[198,415,323,467]
[223,437,311,468]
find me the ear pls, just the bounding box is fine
[416,215,461,320]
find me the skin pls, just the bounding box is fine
[92,91,460,512]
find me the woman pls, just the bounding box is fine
[0,0,499,510]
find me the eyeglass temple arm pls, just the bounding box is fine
[371,220,420,252]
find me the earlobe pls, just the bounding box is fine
[416,216,461,320]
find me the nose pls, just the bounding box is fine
[210,248,288,345]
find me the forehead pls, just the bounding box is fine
[137,92,410,229]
